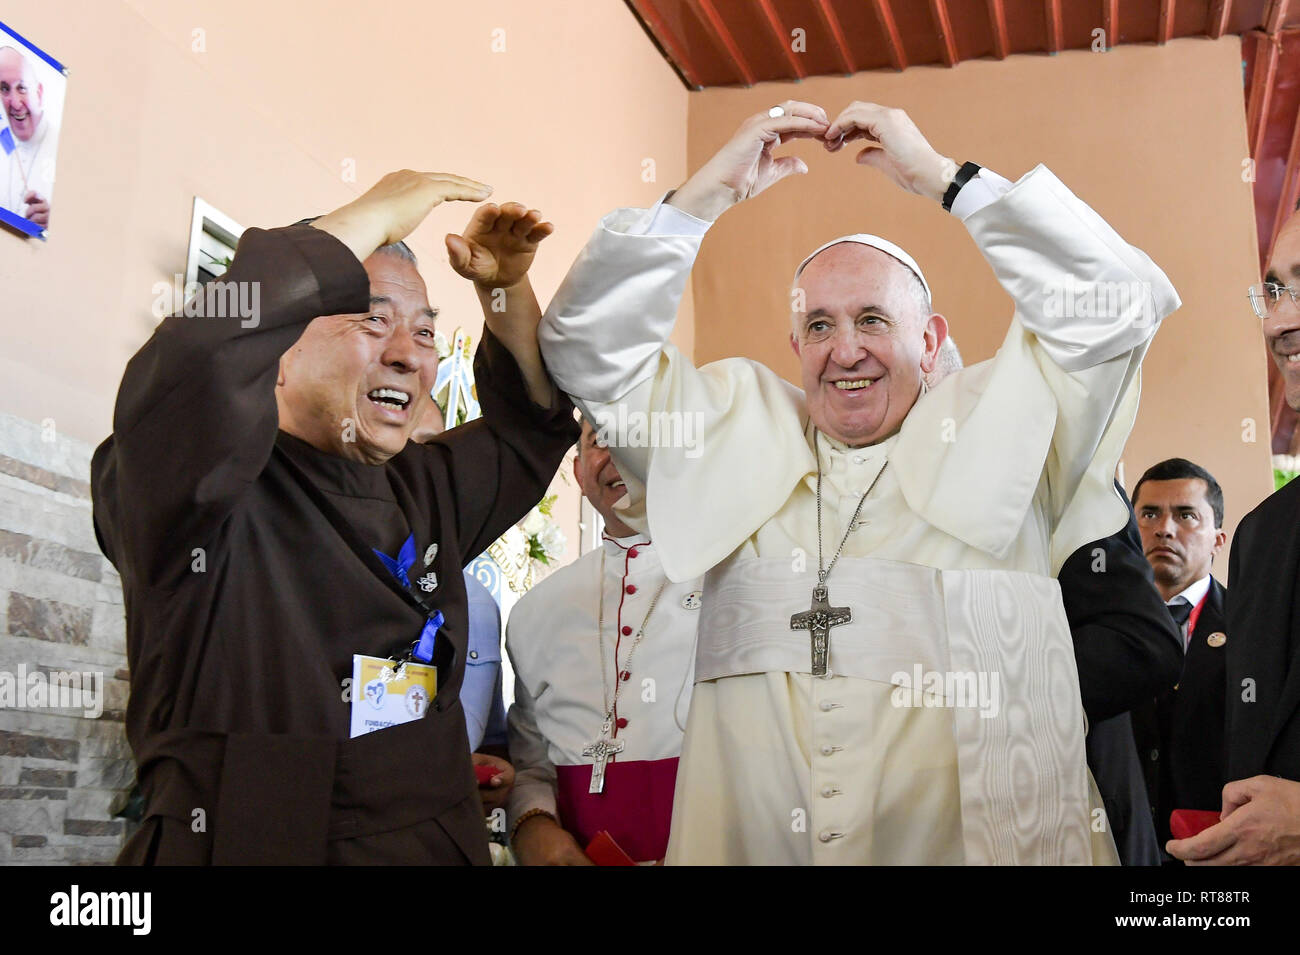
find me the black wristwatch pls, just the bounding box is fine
[941,161,982,213]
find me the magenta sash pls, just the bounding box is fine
[554,757,679,863]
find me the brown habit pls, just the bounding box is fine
[91,224,578,864]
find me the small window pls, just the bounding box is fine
[185,198,243,285]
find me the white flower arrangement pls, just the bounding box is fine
[523,494,566,567]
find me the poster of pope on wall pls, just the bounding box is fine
[0,19,66,239]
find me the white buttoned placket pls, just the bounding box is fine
[806,434,893,859]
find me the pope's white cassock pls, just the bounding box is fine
[1,113,57,222]
[537,165,1180,865]
[506,533,702,862]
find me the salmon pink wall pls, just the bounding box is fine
[0,0,692,566]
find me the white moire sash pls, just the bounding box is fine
[696,556,1092,865]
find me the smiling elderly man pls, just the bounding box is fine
[92,171,577,865]
[539,101,1180,864]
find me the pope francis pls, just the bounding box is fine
[537,101,1179,865]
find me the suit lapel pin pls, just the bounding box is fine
[1207,631,1226,648]
[423,543,438,566]
[417,572,438,593]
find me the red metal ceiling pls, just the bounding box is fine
[626,1,1289,90]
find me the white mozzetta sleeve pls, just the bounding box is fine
[893,164,1181,572]
[539,200,812,578]
[539,199,708,405]
[963,164,1179,372]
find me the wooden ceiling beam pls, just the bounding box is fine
[929,0,959,66]
[813,0,857,74]
[1207,0,1232,38]
[626,0,704,89]
[755,0,806,78]
[1269,95,1300,255]
[1102,0,1119,47]
[1247,31,1280,160]
[870,0,908,70]
[986,0,1009,58]
[1158,0,1176,44]
[1045,0,1064,52]
[687,0,758,86]
[1267,0,1291,35]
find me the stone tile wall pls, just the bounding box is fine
[0,413,131,864]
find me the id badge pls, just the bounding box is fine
[350,654,437,739]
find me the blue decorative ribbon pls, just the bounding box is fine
[413,611,444,664]
[374,533,443,665]
[373,533,417,589]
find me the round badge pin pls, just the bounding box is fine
[682,591,702,610]
[1207,632,1226,648]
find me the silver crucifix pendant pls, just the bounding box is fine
[581,719,625,794]
[790,583,852,678]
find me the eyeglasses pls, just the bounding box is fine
[1247,281,1300,319]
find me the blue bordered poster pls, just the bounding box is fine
[0,20,66,240]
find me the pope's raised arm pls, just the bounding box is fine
[539,102,1181,579]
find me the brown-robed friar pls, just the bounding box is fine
[92,171,578,864]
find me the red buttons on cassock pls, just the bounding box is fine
[616,717,629,729]
[626,584,637,594]
[628,548,639,558]
[621,625,632,636]
[620,670,631,682]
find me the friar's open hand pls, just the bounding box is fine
[1167,775,1300,865]
[446,202,554,290]
[312,169,493,264]
[824,102,958,203]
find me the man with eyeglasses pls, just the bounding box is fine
[1167,216,1300,865]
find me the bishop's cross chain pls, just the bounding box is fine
[582,719,625,794]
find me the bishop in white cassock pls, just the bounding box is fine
[537,101,1181,865]
[506,419,702,865]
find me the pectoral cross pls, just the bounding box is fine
[582,719,625,794]
[790,584,852,678]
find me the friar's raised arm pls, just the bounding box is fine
[92,225,371,584]
[93,171,492,586]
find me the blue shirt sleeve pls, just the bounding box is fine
[459,570,503,752]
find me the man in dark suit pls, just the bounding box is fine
[1170,214,1300,866]
[1130,458,1229,862]
[1059,483,1182,866]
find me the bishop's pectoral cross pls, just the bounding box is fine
[790,583,852,678]
[582,718,625,794]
